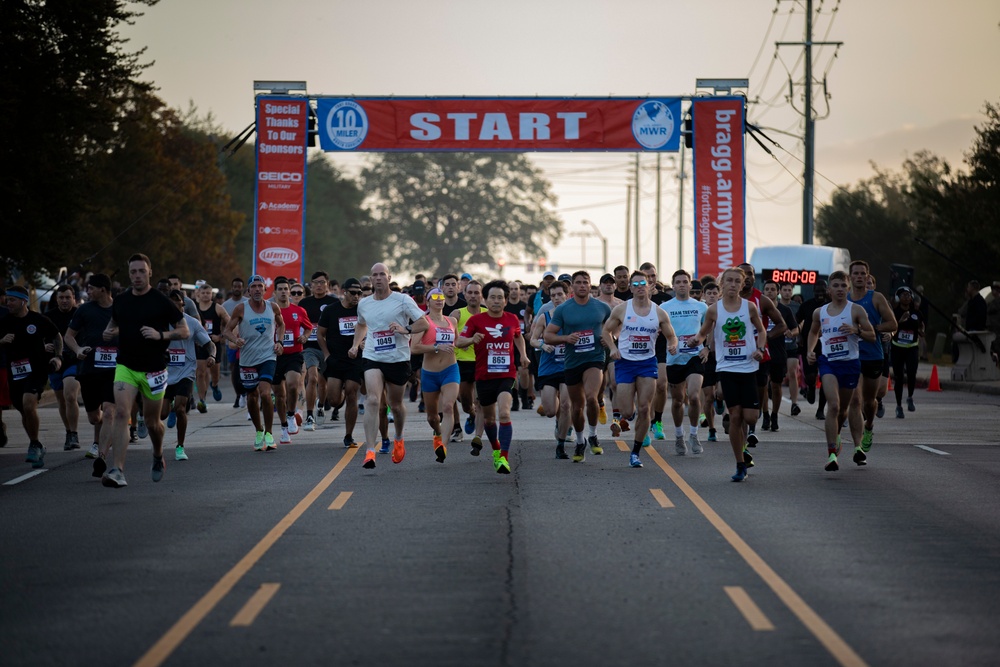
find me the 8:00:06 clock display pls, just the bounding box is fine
[763,268,819,285]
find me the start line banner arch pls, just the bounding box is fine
[253,95,744,289]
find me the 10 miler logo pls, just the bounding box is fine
[324,100,368,150]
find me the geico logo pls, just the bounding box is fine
[258,171,303,182]
[258,247,299,267]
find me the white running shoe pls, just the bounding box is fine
[287,416,299,435]
[279,427,292,444]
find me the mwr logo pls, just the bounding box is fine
[632,100,676,150]
[258,202,301,212]
[258,247,299,267]
[258,171,303,182]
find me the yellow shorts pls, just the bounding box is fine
[114,364,168,401]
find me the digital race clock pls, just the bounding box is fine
[763,269,819,285]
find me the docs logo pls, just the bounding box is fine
[632,100,676,150]
[324,100,368,150]
[259,247,299,267]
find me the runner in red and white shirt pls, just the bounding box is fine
[273,278,313,443]
[455,280,528,475]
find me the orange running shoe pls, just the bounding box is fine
[362,450,376,469]
[392,438,406,464]
[433,435,446,463]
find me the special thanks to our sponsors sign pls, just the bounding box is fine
[254,96,307,290]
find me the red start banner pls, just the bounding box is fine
[254,96,308,292]
[692,97,745,280]
[315,97,682,152]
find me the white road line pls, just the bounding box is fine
[914,445,950,456]
[3,469,47,486]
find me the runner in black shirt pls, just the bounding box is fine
[46,285,82,450]
[298,271,338,428]
[318,278,364,447]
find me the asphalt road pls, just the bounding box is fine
[2,382,999,667]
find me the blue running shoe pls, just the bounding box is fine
[464,415,475,434]
[651,421,665,440]
[211,383,223,402]
[166,411,177,429]
[642,433,651,447]
[379,438,391,455]
[731,463,747,482]
[629,453,643,468]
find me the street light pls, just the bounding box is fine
[581,220,608,274]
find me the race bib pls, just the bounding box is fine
[574,330,595,353]
[553,344,566,362]
[723,340,749,362]
[168,347,185,367]
[95,346,117,369]
[373,330,396,352]
[282,331,295,347]
[898,330,915,345]
[487,352,511,374]
[11,358,31,380]
[766,319,776,333]
[339,316,357,336]
[823,335,848,360]
[308,326,318,342]
[240,366,259,387]
[678,334,700,353]
[204,320,213,334]
[435,328,454,345]
[627,334,651,357]
[146,369,168,395]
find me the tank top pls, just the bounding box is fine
[198,303,221,338]
[454,307,479,362]
[714,298,758,374]
[421,316,456,348]
[538,311,566,377]
[238,301,277,367]
[848,289,882,360]
[617,299,659,362]
[818,303,860,362]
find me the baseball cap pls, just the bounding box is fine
[558,274,572,282]
[412,280,425,292]
[5,285,29,301]
[342,278,362,291]
[599,273,614,284]
[542,271,555,279]
[895,285,912,295]
[460,273,473,280]
[248,274,265,286]
[88,273,112,290]
[691,280,703,291]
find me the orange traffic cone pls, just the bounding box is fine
[927,365,942,392]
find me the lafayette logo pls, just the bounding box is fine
[259,247,299,267]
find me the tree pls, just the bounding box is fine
[360,153,563,277]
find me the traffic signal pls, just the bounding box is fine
[307,109,317,147]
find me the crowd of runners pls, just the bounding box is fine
[2,253,932,485]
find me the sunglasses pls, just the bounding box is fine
[347,290,362,296]
[428,293,446,301]
[290,291,304,296]
[632,280,648,287]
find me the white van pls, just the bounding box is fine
[748,245,851,300]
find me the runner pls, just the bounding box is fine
[221,277,247,409]
[612,265,632,301]
[806,270,877,470]
[595,273,622,426]
[847,260,897,454]
[318,278,364,448]
[890,285,924,418]
[350,262,428,469]
[602,271,678,468]
[46,285,81,450]
[101,254,189,487]
[163,290,215,461]
[411,287,460,463]
[452,280,484,448]
[194,282,229,409]
[63,273,117,470]
[440,274,466,316]
[223,274,285,452]
[167,274,199,317]
[543,271,612,463]
[528,279,572,458]
[762,279,798,431]
[272,278,312,444]
[699,281,722,442]
[661,270,709,456]
[0,285,62,468]
[505,280,534,412]
[299,271,337,430]
[691,267,767,482]
[778,282,803,417]
[797,280,829,419]
[638,262,672,442]
[455,280,528,474]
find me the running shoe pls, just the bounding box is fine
[746,431,759,448]
[265,432,277,451]
[743,449,754,467]
[451,424,464,443]
[689,433,703,455]
[433,435,446,463]
[287,416,299,435]
[417,402,425,414]
[197,400,207,414]
[379,438,391,454]
[316,408,325,425]
[358,403,365,416]
[629,453,643,468]
[651,421,665,440]
[589,435,603,455]
[212,383,222,401]
[715,398,725,415]
[254,431,265,451]
[391,438,405,463]
[876,399,885,419]
[861,429,873,453]
[815,408,825,420]
[175,445,188,461]
[722,413,730,435]
[304,415,316,432]
[699,414,708,428]
[555,443,569,459]
[101,467,127,488]
[536,404,546,416]
[642,433,651,447]
[65,431,80,451]
[907,397,915,412]
[675,436,686,456]
[137,417,148,440]
[790,403,801,416]
[470,436,483,456]
[232,397,241,408]
[86,442,99,459]
[344,434,359,448]
[166,411,177,429]
[731,463,747,482]
[769,413,779,432]
[332,407,341,421]
[493,450,511,474]
[279,428,292,444]
[362,450,376,469]
[853,447,867,466]
[464,415,475,434]
[761,412,770,431]
[239,395,247,408]
[620,418,630,433]
[610,419,622,437]
[129,426,137,443]
[896,405,904,419]
[26,444,44,468]
[598,404,607,425]
[824,452,839,471]
[151,455,165,482]
[572,443,586,463]
[92,454,107,478]
[707,428,717,442]
[386,408,393,424]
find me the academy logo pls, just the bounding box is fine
[632,100,676,150]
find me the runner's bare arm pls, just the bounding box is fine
[692,304,716,346]
[601,304,625,354]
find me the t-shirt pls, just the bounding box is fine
[46,306,79,367]
[279,304,313,354]
[442,295,467,317]
[357,292,425,363]
[298,294,338,349]
[661,297,707,365]
[112,289,184,373]
[68,301,117,375]
[461,311,521,380]
[504,301,528,335]
[549,298,611,369]
[222,297,246,317]
[167,313,211,384]
[318,300,360,358]
[0,311,60,380]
